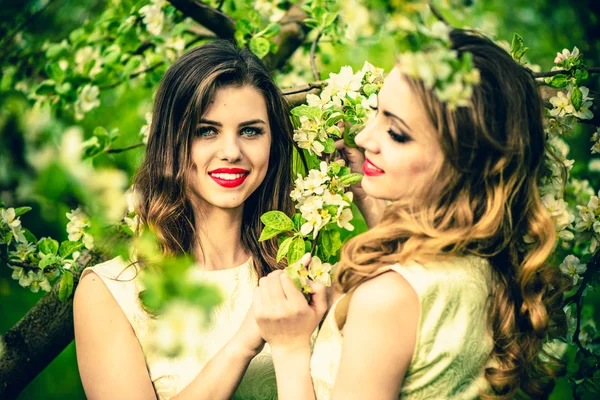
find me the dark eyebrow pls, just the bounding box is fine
[238,119,266,127]
[199,119,222,127]
[382,110,412,132]
[198,119,266,127]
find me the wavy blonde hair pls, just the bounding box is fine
[338,29,568,398]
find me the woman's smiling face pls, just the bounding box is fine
[355,66,443,202]
[188,85,272,211]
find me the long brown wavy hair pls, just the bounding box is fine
[338,29,568,398]
[134,40,296,276]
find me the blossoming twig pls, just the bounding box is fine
[310,30,323,81]
[534,67,600,79]
[107,143,146,154]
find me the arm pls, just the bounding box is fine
[74,272,157,400]
[330,271,419,400]
[335,140,386,228]
[172,306,265,400]
[75,272,264,400]
[253,267,328,400]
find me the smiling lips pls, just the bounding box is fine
[362,158,385,176]
[208,168,250,188]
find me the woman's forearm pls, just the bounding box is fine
[271,344,316,400]
[172,337,258,400]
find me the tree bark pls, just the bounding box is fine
[0,251,105,399]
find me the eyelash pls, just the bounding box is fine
[369,105,412,144]
[196,127,265,137]
[388,129,412,144]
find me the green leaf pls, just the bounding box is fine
[319,230,332,258]
[58,270,74,302]
[259,226,284,241]
[46,40,69,59]
[571,87,583,111]
[39,254,61,270]
[38,237,59,256]
[59,240,84,258]
[261,211,294,231]
[22,228,37,244]
[324,138,336,153]
[291,105,322,120]
[288,237,306,264]
[547,74,570,89]
[329,229,342,253]
[329,162,341,175]
[510,33,524,54]
[34,80,56,96]
[363,83,378,97]
[292,213,303,231]
[236,19,254,35]
[249,37,271,59]
[340,173,362,185]
[14,207,32,217]
[122,55,142,78]
[259,23,280,38]
[276,236,294,262]
[45,63,65,83]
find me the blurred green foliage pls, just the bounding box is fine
[1,0,599,398]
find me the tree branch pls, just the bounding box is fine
[107,143,145,154]
[534,67,600,78]
[429,3,450,26]
[168,0,236,39]
[0,249,106,398]
[570,251,600,359]
[310,31,323,81]
[263,4,311,71]
[99,62,164,90]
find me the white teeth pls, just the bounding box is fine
[211,173,246,180]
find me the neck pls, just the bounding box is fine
[191,202,250,271]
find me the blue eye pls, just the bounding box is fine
[197,127,216,137]
[240,127,264,137]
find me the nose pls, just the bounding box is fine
[217,132,242,163]
[355,118,380,154]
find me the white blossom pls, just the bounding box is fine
[307,256,333,286]
[293,129,325,156]
[549,91,574,118]
[541,194,574,240]
[0,208,27,244]
[554,46,580,64]
[140,0,165,36]
[66,207,94,249]
[559,255,587,285]
[74,84,100,120]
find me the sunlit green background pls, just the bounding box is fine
[1,0,598,398]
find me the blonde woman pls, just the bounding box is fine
[253,29,567,399]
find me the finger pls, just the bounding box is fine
[252,287,263,318]
[267,270,287,302]
[308,281,328,319]
[258,277,272,314]
[280,272,308,306]
[299,253,312,268]
[334,139,347,150]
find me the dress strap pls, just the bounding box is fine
[333,265,394,331]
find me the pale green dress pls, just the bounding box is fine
[310,256,495,399]
[81,256,277,399]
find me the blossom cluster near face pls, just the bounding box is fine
[549,86,594,121]
[292,62,384,156]
[67,207,95,250]
[287,255,335,290]
[574,192,600,253]
[396,21,481,110]
[290,161,356,239]
[560,254,588,285]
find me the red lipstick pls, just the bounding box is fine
[208,168,250,188]
[362,158,384,177]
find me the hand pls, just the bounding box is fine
[253,268,327,352]
[231,305,266,359]
[335,140,386,227]
[335,139,368,203]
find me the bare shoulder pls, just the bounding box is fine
[74,271,156,398]
[348,270,419,316]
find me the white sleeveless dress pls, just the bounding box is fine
[80,256,277,399]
